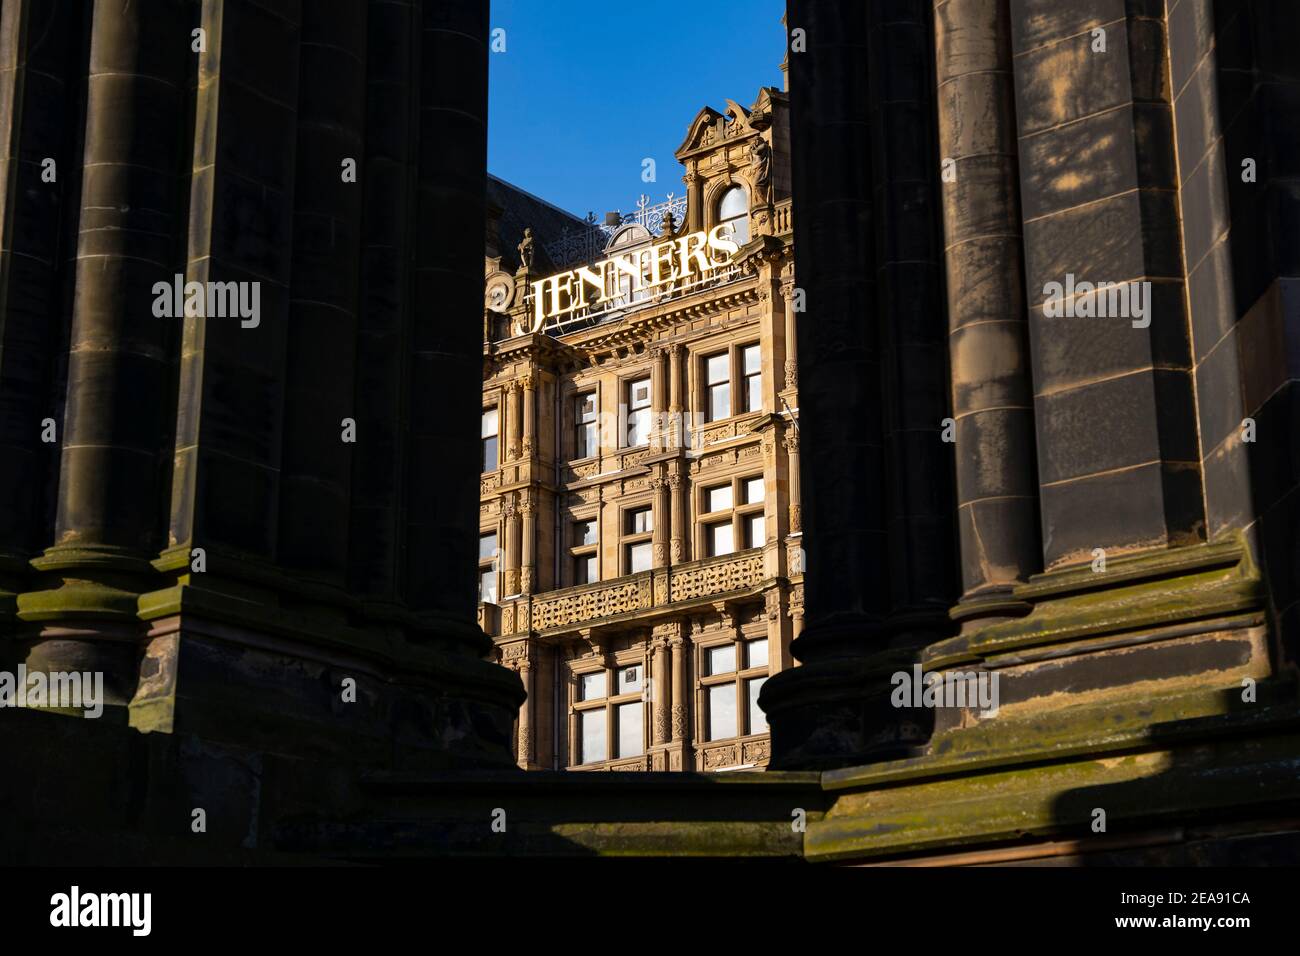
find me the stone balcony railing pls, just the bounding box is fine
[480,548,770,638]
[773,198,792,235]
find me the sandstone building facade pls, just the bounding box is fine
[479,89,800,771]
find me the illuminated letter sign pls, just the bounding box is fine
[524,224,739,334]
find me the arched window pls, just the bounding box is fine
[717,185,750,245]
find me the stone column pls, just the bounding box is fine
[0,0,83,628]
[19,0,192,701]
[521,374,536,460]
[685,169,703,233]
[521,492,536,594]
[935,0,1040,626]
[784,428,802,535]
[1009,0,1201,569]
[652,475,670,569]
[278,0,367,581]
[649,347,667,450]
[504,498,521,597]
[668,343,685,452]
[670,628,688,743]
[652,632,671,746]
[505,380,521,461]
[781,273,799,393]
[669,472,687,564]
[517,658,533,768]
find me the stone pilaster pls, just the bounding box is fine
[935,0,1040,627]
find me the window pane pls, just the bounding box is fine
[747,677,769,734]
[481,408,499,438]
[708,521,734,557]
[708,644,736,675]
[744,477,765,504]
[708,683,737,741]
[745,514,765,548]
[628,508,653,534]
[574,554,597,585]
[745,372,762,412]
[479,568,497,604]
[628,541,652,574]
[479,533,498,561]
[617,702,643,757]
[577,520,598,546]
[747,639,769,669]
[706,353,729,384]
[618,665,642,694]
[578,392,597,422]
[581,710,607,764]
[742,344,761,375]
[576,421,597,459]
[706,485,733,512]
[580,671,607,701]
[482,435,498,472]
[628,407,650,446]
[629,378,651,409]
[709,383,731,421]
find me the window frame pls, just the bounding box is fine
[623,375,653,449]
[481,404,500,474]
[698,630,772,746]
[571,654,649,767]
[573,388,600,462]
[477,528,500,605]
[570,514,599,586]
[621,502,655,575]
[698,341,762,423]
[697,473,766,558]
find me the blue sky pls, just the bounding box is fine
[488,0,787,220]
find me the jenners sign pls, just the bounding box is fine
[523,224,739,334]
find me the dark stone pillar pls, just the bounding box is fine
[0,0,85,633]
[402,0,501,658]
[349,0,418,600]
[935,0,1040,626]
[17,0,192,704]
[1010,0,1203,570]
[761,0,897,769]
[278,1,367,579]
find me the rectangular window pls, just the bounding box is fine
[575,391,598,459]
[618,665,642,695]
[478,531,498,604]
[707,521,734,557]
[479,567,497,605]
[576,520,598,547]
[626,507,653,535]
[580,710,607,764]
[574,553,598,585]
[626,377,651,447]
[744,477,765,505]
[746,639,769,669]
[481,408,499,473]
[708,683,737,741]
[744,513,765,549]
[616,702,644,758]
[747,677,768,734]
[742,344,762,412]
[706,353,730,422]
[627,541,653,574]
[708,644,737,676]
[706,484,733,513]
[580,671,607,701]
